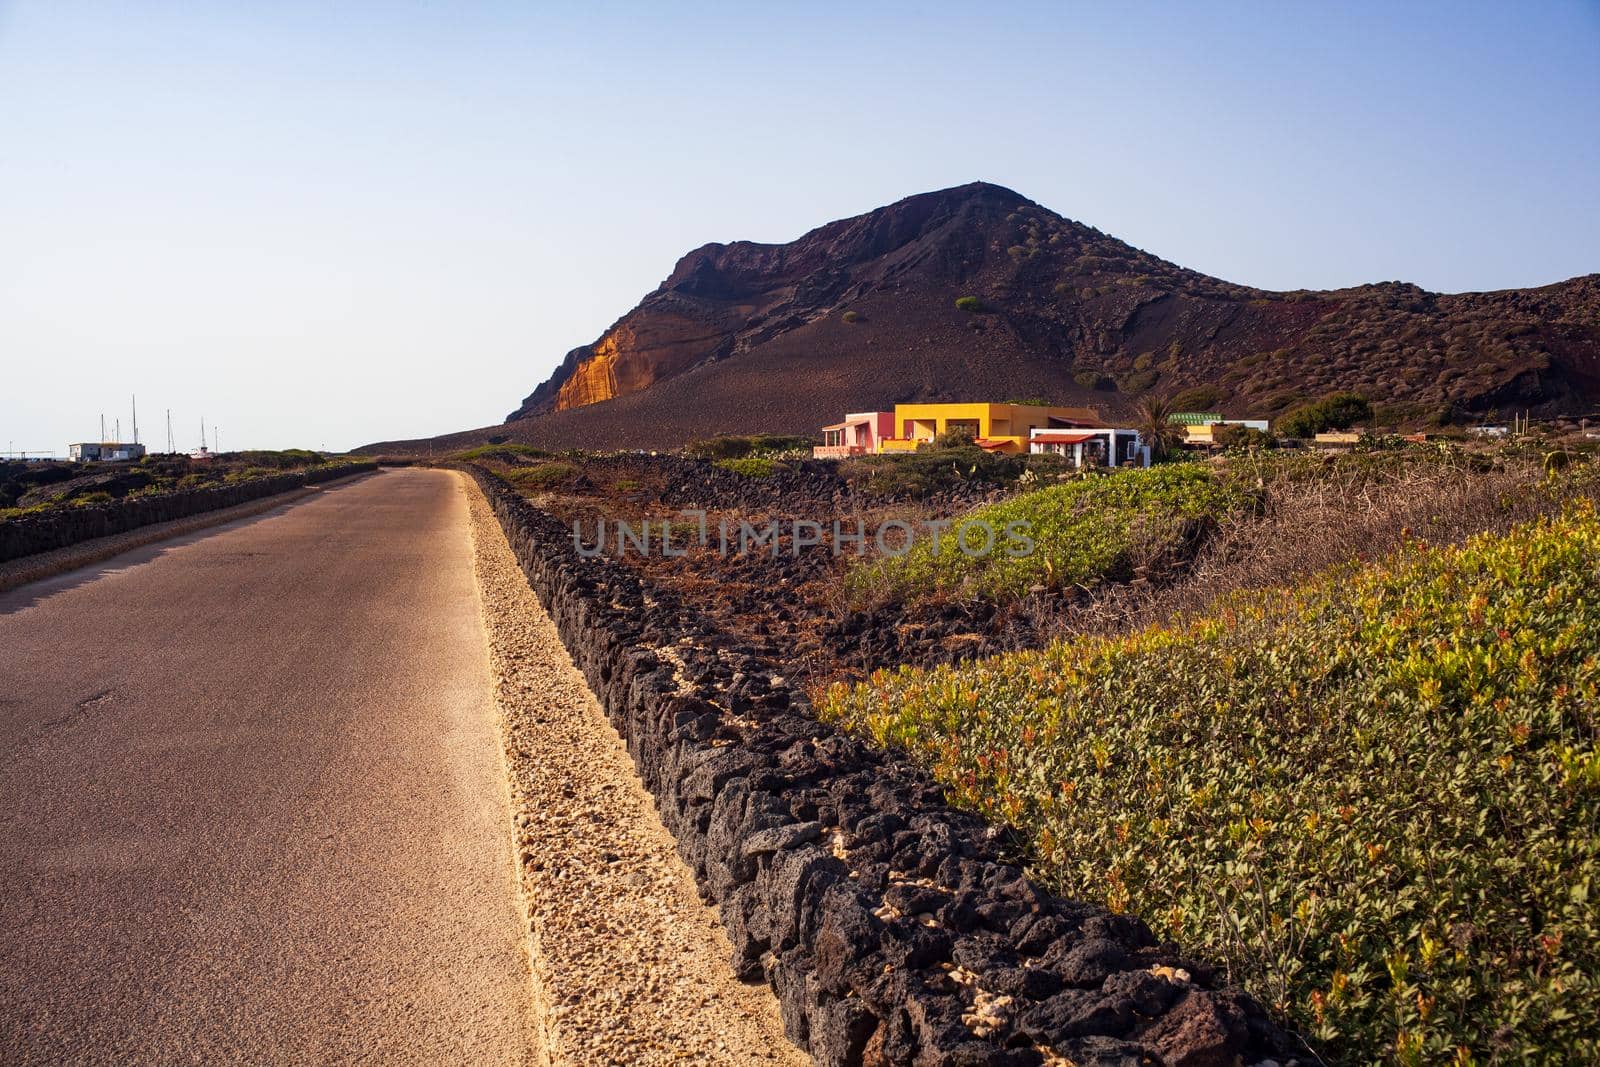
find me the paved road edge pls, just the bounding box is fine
[0,469,378,595]
[459,472,803,1066]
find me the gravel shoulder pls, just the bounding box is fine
[462,475,808,1066]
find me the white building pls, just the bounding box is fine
[68,442,147,462]
[1028,427,1150,468]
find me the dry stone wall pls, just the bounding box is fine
[0,461,376,563]
[469,465,1302,1067]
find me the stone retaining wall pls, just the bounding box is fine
[470,465,1302,1067]
[0,461,377,563]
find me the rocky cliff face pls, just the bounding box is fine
[380,182,1598,454]
[507,182,1083,421]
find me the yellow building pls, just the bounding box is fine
[877,403,1104,455]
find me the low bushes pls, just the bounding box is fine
[1118,369,1160,395]
[0,459,375,562]
[449,443,551,463]
[468,465,1297,1065]
[1169,385,1225,411]
[847,465,1256,603]
[230,448,326,469]
[685,434,811,461]
[838,446,1035,498]
[824,504,1600,1063]
[713,456,777,478]
[506,461,579,490]
[1277,392,1374,438]
[1213,423,1275,451]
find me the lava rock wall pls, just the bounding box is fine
[0,461,376,563]
[469,465,1301,1067]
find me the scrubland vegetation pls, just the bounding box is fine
[825,456,1600,1064]
[0,450,355,519]
[1275,391,1376,438]
[448,442,552,463]
[712,456,777,478]
[684,433,811,461]
[847,464,1255,603]
[457,433,1600,1061]
[837,445,1069,497]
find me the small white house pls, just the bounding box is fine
[68,442,146,462]
[1028,427,1150,468]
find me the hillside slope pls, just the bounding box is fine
[364,182,1600,453]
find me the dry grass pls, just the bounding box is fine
[1045,449,1600,639]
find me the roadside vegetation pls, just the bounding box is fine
[505,460,579,490]
[451,432,1600,1062]
[684,433,810,461]
[838,445,1069,498]
[0,450,356,519]
[846,463,1255,604]
[448,442,553,463]
[824,474,1600,1064]
[713,456,777,478]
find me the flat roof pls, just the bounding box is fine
[1031,432,1099,444]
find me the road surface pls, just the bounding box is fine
[0,469,537,1065]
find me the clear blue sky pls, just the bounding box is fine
[2,1,1596,453]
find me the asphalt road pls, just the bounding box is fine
[0,469,537,1065]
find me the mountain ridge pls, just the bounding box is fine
[362,182,1600,454]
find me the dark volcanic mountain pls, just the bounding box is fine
[366,182,1600,452]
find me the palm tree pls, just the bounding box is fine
[1134,394,1186,462]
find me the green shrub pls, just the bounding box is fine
[1278,392,1374,438]
[1276,407,1323,438]
[450,443,550,463]
[840,447,1027,499]
[1119,369,1160,395]
[842,310,864,323]
[686,434,809,461]
[713,456,777,478]
[234,448,326,470]
[933,424,978,449]
[825,504,1600,1064]
[847,464,1255,603]
[1170,385,1225,411]
[955,295,984,313]
[1213,424,1275,451]
[223,465,277,484]
[507,461,577,489]
[1073,370,1111,390]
